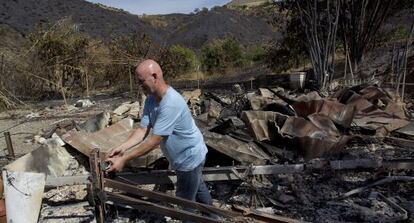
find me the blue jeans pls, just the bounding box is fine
[176,160,213,205]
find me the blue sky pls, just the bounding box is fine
[86,0,232,15]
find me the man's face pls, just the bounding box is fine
[136,71,155,95]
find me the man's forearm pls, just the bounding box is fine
[117,127,148,152]
[123,135,162,162]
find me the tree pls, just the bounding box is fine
[266,1,308,72]
[169,45,198,76]
[297,0,340,89]
[29,18,90,100]
[201,37,244,74]
[338,0,397,73]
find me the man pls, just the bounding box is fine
[106,59,213,207]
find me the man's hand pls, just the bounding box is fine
[105,157,126,172]
[107,147,124,158]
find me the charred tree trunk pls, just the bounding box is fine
[339,0,395,75]
[297,0,339,90]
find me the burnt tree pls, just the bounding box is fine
[297,0,339,90]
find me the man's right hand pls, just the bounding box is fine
[108,147,124,158]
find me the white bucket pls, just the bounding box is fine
[3,171,45,223]
[289,72,306,89]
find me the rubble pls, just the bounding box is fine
[111,101,140,123]
[75,99,94,108]
[1,84,413,222]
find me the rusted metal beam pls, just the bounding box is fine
[89,149,105,223]
[115,164,304,185]
[384,137,414,149]
[115,158,414,185]
[104,178,240,219]
[4,131,15,158]
[232,205,305,223]
[107,192,227,223]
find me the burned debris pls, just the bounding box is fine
[0,83,413,223]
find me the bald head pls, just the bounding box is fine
[136,59,163,80]
[135,59,168,98]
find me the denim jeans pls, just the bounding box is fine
[176,160,213,205]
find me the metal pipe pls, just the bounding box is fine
[4,132,15,158]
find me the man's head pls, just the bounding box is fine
[135,59,166,96]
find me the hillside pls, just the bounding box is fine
[0,0,279,48]
[0,0,159,40]
[159,7,279,48]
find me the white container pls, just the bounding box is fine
[289,72,306,89]
[3,171,45,223]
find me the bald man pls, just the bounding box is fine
[106,59,213,208]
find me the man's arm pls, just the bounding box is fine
[106,134,163,172]
[108,127,150,158]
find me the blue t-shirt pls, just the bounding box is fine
[140,87,208,171]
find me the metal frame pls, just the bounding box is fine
[88,149,303,223]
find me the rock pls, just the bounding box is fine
[26,112,40,119]
[75,99,94,108]
[51,133,65,146]
[233,84,243,94]
[277,193,296,204]
[256,207,275,214]
[34,135,47,144]
[77,112,111,133]
[113,102,132,115]
[128,101,140,118]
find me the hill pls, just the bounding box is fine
[0,0,279,48]
[0,0,159,39]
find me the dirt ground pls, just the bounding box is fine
[0,94,132,159]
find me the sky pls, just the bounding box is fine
[86,0,232,15]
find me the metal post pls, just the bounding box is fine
[0,54,4,88]
[129,66,133,97]
[197,65,200,89]
[89,148,105,223]
[4,132,15,158]
[85,61,89,98]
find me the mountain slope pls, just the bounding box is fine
[163,7,278,48]
[0,0,159,39]
[0,0,278,48]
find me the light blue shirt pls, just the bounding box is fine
[140,87,208,171]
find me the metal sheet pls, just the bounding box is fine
[63,118,163,167]
[241,111,288,141]
[204,131,270,165]
[353,115,410,136]
[395,122,414,138]
[292,99,356,128]
[3,171,45,223]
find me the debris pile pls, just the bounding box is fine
[1,84,413,222]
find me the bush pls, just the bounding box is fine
[29,18,91,98]
[169,45,198,75]
[201,37,245,74]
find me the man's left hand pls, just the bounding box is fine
[105,157,126,172]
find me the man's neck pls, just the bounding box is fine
[154,84,169,103]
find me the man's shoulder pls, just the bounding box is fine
[163,87,185,106]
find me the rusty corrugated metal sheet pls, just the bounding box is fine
[62,118,163,167]
[291,99,356,128]
[203,131,270,165]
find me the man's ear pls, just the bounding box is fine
[152,73,158,83]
